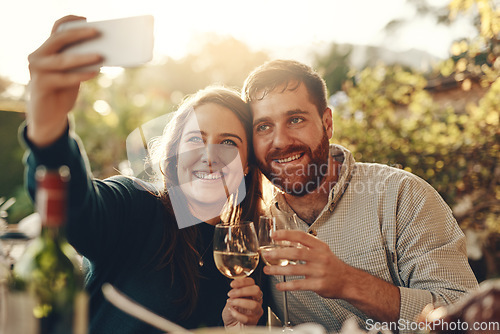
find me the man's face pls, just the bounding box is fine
[251,82,333,196]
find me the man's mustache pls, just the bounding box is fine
[265,144,310,162]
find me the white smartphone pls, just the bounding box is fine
[57,15,154,71]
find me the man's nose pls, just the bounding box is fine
[272,125,293,149]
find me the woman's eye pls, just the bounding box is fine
[187,136,203,144]
[221,139,237,146]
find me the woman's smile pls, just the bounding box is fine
[193,170,224,181]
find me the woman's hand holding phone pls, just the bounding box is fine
[26,15,102,148]
[26,15,154,148]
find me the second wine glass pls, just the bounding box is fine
[258,213,301,331]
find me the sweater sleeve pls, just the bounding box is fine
[21,124,162,262]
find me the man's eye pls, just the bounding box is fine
[256,124,270,132]
[221,139,237,146]
[290,117,303,124]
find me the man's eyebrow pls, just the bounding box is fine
[286,109,309,116]
[253,116,272,127]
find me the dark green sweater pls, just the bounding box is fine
[22,127,233,333]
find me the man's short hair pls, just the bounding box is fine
[242,59,329,116]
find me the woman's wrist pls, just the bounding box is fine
[26,117,69,148]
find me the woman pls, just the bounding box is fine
[148,88,261,229]
[23,15,264,333]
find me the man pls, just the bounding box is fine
[242,59,478,333]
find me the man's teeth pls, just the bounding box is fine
[276,154,301,163]
[194,171,222,180]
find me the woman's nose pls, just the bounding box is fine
[201,144,219,167]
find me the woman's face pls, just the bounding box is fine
[177,103,248,213]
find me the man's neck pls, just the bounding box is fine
[283,156,341,225]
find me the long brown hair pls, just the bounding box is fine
[148,86,263,317]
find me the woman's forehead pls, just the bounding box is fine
[182,103,247,140]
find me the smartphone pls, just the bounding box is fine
[57,15,154,71]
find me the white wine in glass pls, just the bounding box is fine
[258,215,302,266]
[213,221,260,279]
[258,213,301,332]
[259,244,290,266]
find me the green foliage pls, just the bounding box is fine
[0,110,25,201]
[332,63,498,204]
[6,186,34,224]
[332,65,460,201]
[322,0,499,278]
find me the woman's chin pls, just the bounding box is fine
[193,197,227,207]
[187,196,226,214]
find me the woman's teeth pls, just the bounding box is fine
[194,171,222,180]
[276,154,301,163]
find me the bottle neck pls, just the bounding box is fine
[36,166,69,232]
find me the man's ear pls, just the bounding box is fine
[322,107,333,139]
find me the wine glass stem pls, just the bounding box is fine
[282,275,291,328]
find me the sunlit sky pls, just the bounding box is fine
[1,0,476,85]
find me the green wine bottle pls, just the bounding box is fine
[12,166,88,334]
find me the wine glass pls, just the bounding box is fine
[213,221,260,279]
[258,213,301,331]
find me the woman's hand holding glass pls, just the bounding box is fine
[214,222,263,327]
[222,277,264,327]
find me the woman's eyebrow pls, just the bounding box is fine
[219,133,243,143]
[184,130,202,136]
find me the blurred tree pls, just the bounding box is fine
[432,0,499,277]
[384,0,455,34]
[0,110,25,199]
[447,0,500,86]
[314,44,352,94]
[325,0,499,278]
[0,74,30,224]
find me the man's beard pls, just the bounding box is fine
[258,130,330,197]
